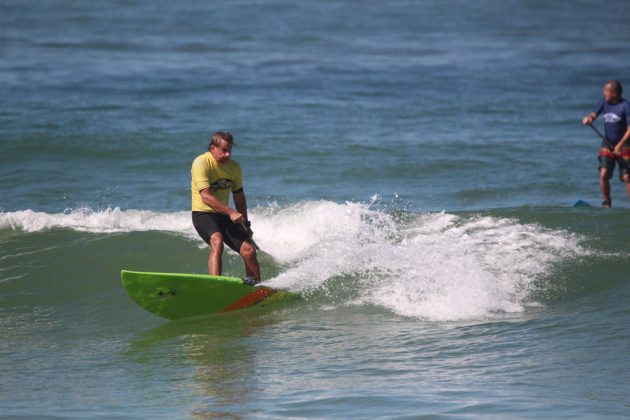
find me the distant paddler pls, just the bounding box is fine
[582,80,630,207]
[191,131,261,285]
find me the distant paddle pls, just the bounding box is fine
[587,123,616,150]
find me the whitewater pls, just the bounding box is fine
[0,200,587,322]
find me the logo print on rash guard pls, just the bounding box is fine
[211,178,233,192]
[604,113,621,123]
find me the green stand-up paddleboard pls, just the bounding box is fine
[121,270,295,320]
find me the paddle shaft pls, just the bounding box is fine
[241,223,260,250]
[588,123,616,151]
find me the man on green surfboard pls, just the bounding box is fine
[191,132,261,285]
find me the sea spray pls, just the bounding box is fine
[253,201,588,321]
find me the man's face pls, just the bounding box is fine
[603,83,620,103]
[211,140,232,163]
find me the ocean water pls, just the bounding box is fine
[1,0,630,418]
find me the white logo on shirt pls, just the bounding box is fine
[603,112,621,123]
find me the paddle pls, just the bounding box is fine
[240,223,260,250]
[587,123,616,151]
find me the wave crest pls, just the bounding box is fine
[1,202,588,321]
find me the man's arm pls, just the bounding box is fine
[614,126,630,154]
[200,188,244,223]
[583,99,604,125]
[233,190,249,223]
[582,112,598,125]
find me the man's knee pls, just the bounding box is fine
[210,233,224,252]
[600,168,610,180]
[240,242,257,260]
[622,172,630,183]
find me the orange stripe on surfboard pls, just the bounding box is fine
[222,287,277,312]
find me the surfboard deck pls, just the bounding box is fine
[121,270,295,320]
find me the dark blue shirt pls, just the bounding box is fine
[593,98,630,145]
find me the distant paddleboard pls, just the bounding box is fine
[572,200,592,207]
[121,270,295,320]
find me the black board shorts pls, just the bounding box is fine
[192,211,248,253]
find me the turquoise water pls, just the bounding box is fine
[2,1,630,418]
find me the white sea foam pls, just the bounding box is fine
[0,202,586,321]
[0,208,196,236]
[252,201,587,321]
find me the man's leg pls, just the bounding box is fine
[621,150,630,201]
[209,232,224,275]
[600,167,612,207]
[622,172,630,200]
[239,241,260,281]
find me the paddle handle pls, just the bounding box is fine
[241,223,260,250]
[588,123,615,150]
